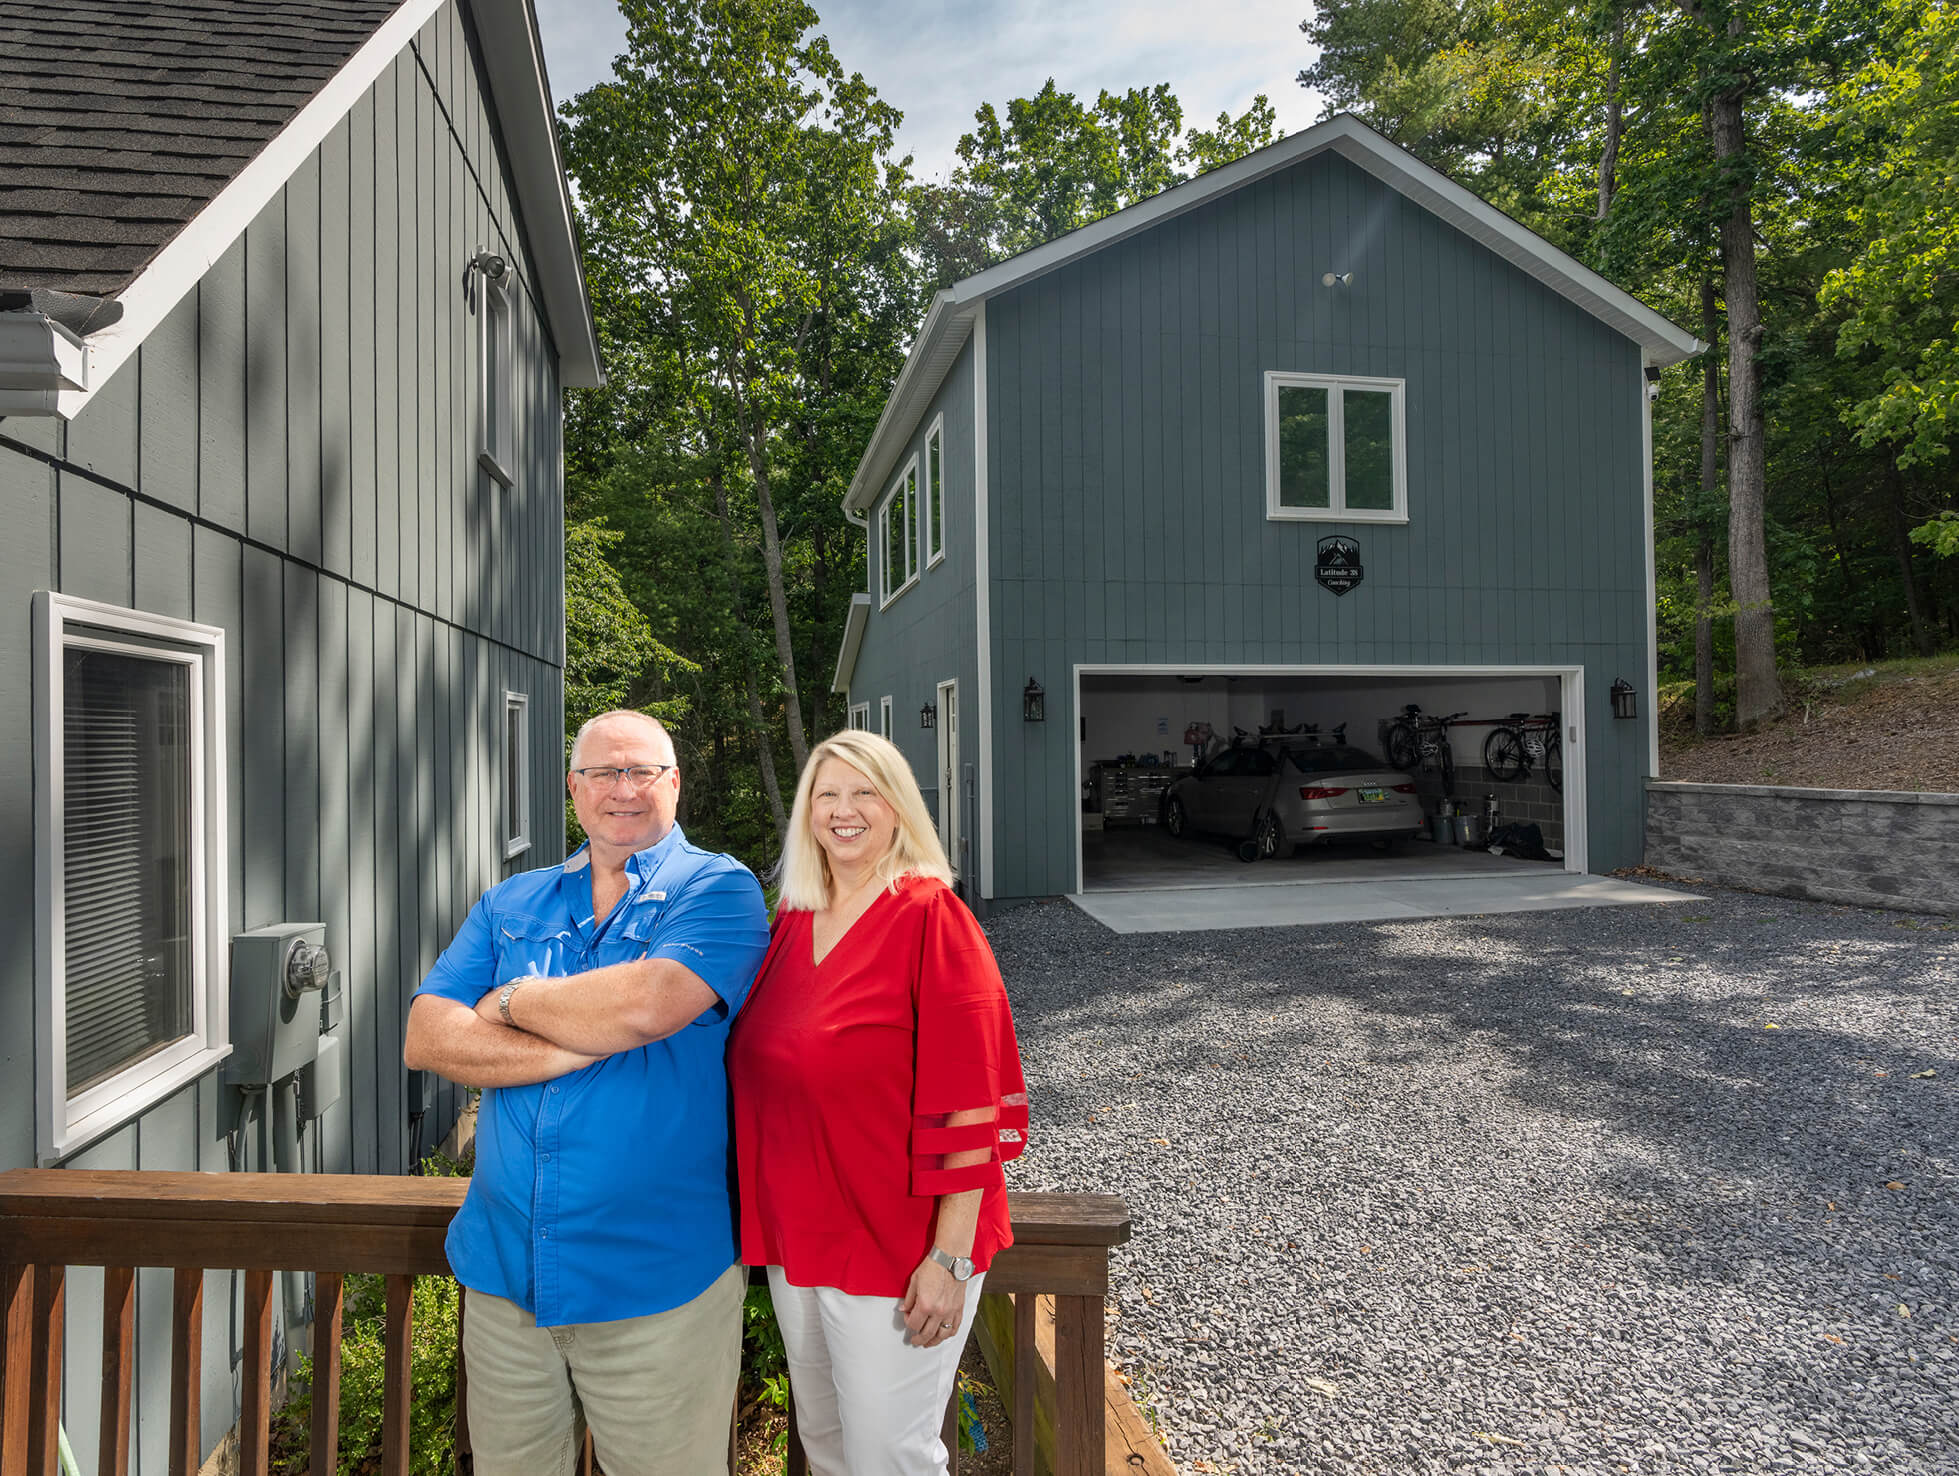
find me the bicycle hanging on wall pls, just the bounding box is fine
[1482,711,1563,792]
[1383,704,1465,796]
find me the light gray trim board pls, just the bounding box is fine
[832,592,871,693]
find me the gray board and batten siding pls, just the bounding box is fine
[0,2,565,1464]
[969,148,1653,900]
[847,338,980,839]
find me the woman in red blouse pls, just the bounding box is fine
[731,729,1027,1475]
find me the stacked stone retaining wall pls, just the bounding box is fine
[1645,781,1958,915]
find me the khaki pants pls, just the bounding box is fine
[462,1264,744,1476]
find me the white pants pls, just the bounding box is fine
[767,1267,986,1476]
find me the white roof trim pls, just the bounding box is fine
[832,592,871,693]
[844,113,1702,511]
[56,0,599,418]
[0,314,86,416]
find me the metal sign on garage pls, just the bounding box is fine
[1315,536,1363,595]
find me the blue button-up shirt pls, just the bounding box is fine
[415,825,768,1326]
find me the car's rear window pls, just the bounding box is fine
[1282,745,1387,775]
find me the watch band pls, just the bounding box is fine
[928,1247,975,1282]
[497,981,520,1025]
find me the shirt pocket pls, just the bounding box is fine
[494,912,583,979]
[601,893,666,964]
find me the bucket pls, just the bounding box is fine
[1456,815,1484,847]
[1429,813,1456,845]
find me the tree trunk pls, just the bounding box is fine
[1596,20,1624,221]
[1695,277,1720,737]
[1705,81,1784,727]
[735,393,813,773]
[710,471,790,839]
[1885,459,1935,655]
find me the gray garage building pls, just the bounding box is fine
[833,114,1700,906]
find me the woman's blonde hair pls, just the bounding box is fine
[776,730,954,911]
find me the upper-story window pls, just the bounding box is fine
[34,592,230,1163]
[925,418,945,566]
[1264,372,1407,523]
[879,454,919,606]
[479,277,515,486]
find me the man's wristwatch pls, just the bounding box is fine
[496,981,522,1026]
[928,1247,975,1282]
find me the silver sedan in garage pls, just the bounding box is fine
[1162,739,1427,859]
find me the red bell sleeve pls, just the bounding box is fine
[909,887,1028,1197]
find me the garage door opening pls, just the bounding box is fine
[1076,666,1582,893]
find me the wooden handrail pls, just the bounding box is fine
[0,1171,1129,1476]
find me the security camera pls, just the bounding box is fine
[469,247,507,280]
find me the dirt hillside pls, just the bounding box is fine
[1658,660,1959,793]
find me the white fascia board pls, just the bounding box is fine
[832,592,871,693]
[57,0,448,419]
[844,117,1702,461]
[843,293,975,514]
[470,0,602,388]
[0,314,86,415]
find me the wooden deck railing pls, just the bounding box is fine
[0,1170,1129,1476]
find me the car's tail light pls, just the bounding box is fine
[1391,783,1417,794]
[1299,786,1348,800]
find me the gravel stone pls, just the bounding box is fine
[984,882,1959,1475]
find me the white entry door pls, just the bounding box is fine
[936,679,959,874]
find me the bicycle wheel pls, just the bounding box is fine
[1483,726,1528,782]
[1254,811,1285,860]
[1544,733,1562,794]
[1385,721,1421,771]
[1438,732,1456,796]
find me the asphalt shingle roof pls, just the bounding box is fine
[0,1,406,297]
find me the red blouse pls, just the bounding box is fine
[730,876,1028,1296]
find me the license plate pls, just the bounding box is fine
[1358,787,1388,804]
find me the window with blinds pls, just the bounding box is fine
[37,591,227,1164]
[62,647,195,1094]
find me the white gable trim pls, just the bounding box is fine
[845,113,1702,514]
[831,592,871,694]
[55,0,600,419]
[57,0,447,418]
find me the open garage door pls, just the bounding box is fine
[1074,666,1584,894]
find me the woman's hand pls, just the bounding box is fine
[900,1255,968,1348]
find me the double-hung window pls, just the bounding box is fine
[34,592,229,1163]
[878,455,919,606]
[848,701,870,730]
[925,418,945,566]
[504,690,531,859]
[1264,372,1407,522]
[879,695,893,739]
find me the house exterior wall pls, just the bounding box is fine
[0,3,565,1466]
[980,150,1652,899]
[846,338,980,868]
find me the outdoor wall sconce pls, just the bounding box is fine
[920,701,936,729]
[1022,677,1046,723]
[1611,678,1638,720]
[1321,271,1352,287]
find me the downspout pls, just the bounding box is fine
[0,290,121,416]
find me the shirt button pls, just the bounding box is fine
[541,1153,550,1162]
[550,1085,560,1094]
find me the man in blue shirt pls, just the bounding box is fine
[405,710,769,1476]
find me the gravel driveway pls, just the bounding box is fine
[985,883,1958,1475]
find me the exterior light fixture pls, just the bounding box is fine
[1022,677,1045,723]
[1611,678,1638,720]
[1321,271,1352,287]
[920,701,936,729]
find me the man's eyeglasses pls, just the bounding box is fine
[570,764,675,788]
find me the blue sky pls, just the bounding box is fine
[531,0,1327,181]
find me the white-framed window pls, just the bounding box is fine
[479,277,515,486]
[878,454,919,606]
[503,690,531,859]
[1264,371,1407,522]
[848,701,870,730]
[925,417,945,567]
[34,591,229,1164]
[879,695,893,739]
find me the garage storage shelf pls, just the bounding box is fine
[1091,763,1186,825]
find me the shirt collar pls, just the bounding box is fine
[560,823,686,879]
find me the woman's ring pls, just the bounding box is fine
[941,1321,955,1330]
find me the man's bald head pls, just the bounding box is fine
[568,710,675,771]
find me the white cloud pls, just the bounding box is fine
[531,0,1326,180]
